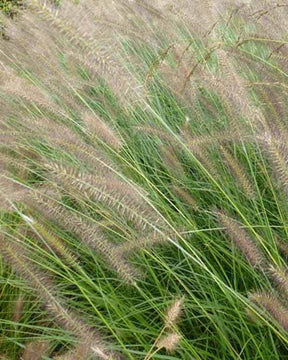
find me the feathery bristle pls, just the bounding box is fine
[32,220,79,267]
[215,210,265,269]
[82,111,123,150]
[220,146,255,197]
[268,265,288,298]
[52,342,92,360]
[32,194,140,284]
[180,130,219,178]
[250,292,288,331]
[22,340,51,360]
[45,162,162,232]
[245,307,264,326]
[185,129,246,148]
[0,175,29,210]
[133,125,177,143]
[2,1,288,358]
[259,131,288,194]
[45,161,147,204]
[170,185,199,211]
[118,232,173,254]
[12,295,25,323]
[156,332,182,353]
[12,116,116,174]
[2,71,59,113]
[24,0,141,104]
[213,48,255,123]
[42,128,116,173]
[160,145,186,178]
[164,297,184,329]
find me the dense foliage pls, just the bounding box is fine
[1,1,288,359]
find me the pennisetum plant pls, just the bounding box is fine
[2,0,288,358]
[144,296,184,360]
[0,232,121,359]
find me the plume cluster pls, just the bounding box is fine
[1,0,288,358]
[215,210,288,332]
[215,210,265,269]
[145,297,184,359]
[0,233,120,359]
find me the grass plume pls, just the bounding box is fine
[215,210,266,269]
[2,0,288,358]
[250,292,288,331]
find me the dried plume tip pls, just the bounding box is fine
[268,264,288,298]
[215,210,265,269]
[82,111,123,150]
[1,72,59,114]
[53,343,91,360]
[159,145,186,178]
[12,295,25,323]
[21,340,51,360]
[249,292,288,331]
[0,174,30,211]
[53,342,114,360]
[213,48,255,122]
[32,220,79,267]
[220,145,255,197]
[185,140,219,178]
[118,231,175,254]
[259,131,288,194]
[185,128,247,148]
[170,185,199,211]
[145,295,184,360]
[164,297,184,329]
[156,332,182,353]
